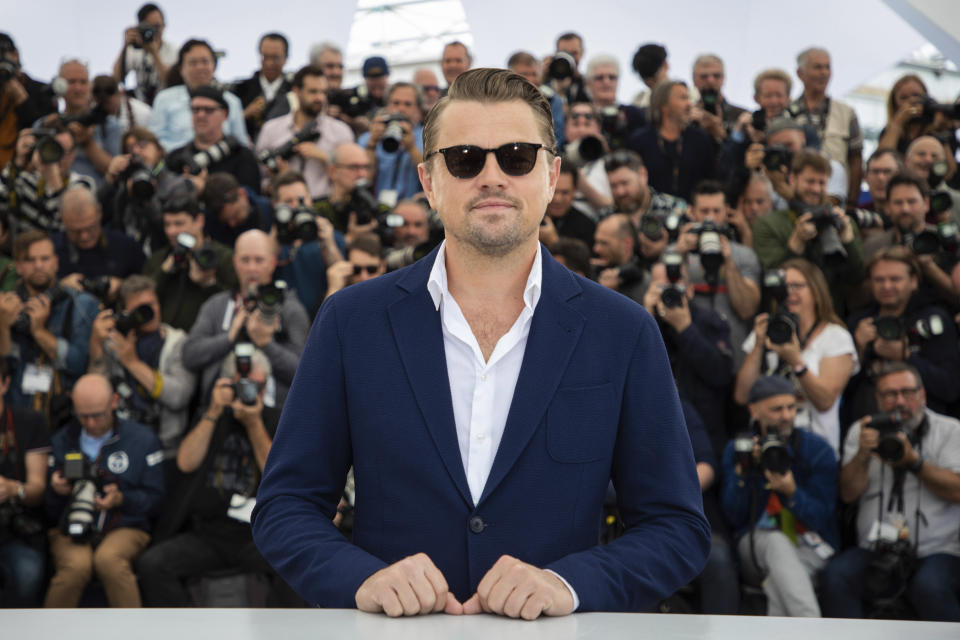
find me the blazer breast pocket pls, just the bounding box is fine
[546,383,618,463]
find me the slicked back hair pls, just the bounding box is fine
[422,68,556,167]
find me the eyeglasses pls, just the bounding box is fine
[592,74,618,82]
[785,282,808,292]
[191,105,222,115]
[425,142,554,179]
[76,407,111,422]
[421,85,440,93]
[353,264,379,276]
[877,387,922,402]
[336,163,369,172]
[569,112,597,122]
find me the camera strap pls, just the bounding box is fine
[656,133,682,195]
[0,407,18,469]
[880,416,927,547]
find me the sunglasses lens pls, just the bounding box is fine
[496,143,539,176]
[444,146,485,178]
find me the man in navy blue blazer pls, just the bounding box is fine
[251,68,710,619]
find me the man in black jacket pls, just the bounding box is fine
[230,33,293,143]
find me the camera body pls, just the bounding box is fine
[902,224,959,256]
[62,451,104,543]
[327,87,373,119]
[30,127,65,165]
[114,303,155,335]
[81,275,111,301]
[874,313,945,347]
[865,538,917,599]
[565,135,605,166]
[732,429,792,475]
[247,282,286,325]
[547,51,576,82]
[231,342,259,407]
[172,232,219,272]
[257,121,320,172]
[763,144,792,172]
[137,22,156,46]
[187,138,236,175]
[913,96,960,126]
[274,199,318,245]
[119,159,156,202]
[687,220,734,282]
[380,113,410,153]
[13,285,69,334]
[868,412,909,463]
[659,252,685,309]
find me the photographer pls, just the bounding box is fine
[629,43,669,108]
[142,187,236,331]
[862,172,957,305]
[592,213,647,303]
[672,180,761,369]
[752,148,863,316]
[53,187,145,301]
[823,363,960,621]
[734,259,857,457]
[690,54,746,139]
[270,171,345,313]
[846,247,959,418]
[201,172,272,248]
[138,351,297,606]
[231,33,292,143]
[642,258,733,458]
[721,376,838,617]
[860,148,902,219]
[584,55,646,150]
[0,231,97,429]
[111,3,176,105]
[507,51,564,148]
[545,160,596,247]
[88,276,195,461]
[313,142,385,239]
[627,80,716,202]
[604,149,689,230]
[0,358,49,607]
[255,64,353,199]
[0,32,56,169]
[182,229,309,408]
[44,373,164,608]
[148,39,250,152]
[562,102,613,216]
[358,82,424,201]
[324,232,385,303]
[440,41,471,91]
[549,32,590,105]
[165,85,259,194]
[99,126,173,253]
[904,136,960,226]
[1,123,93,235]
[46,59,122,186]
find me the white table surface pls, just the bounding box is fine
[4,609,958,639]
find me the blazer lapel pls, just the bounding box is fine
[479,250,585,505]
[387,254,473,508]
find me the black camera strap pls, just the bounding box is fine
[0,407,18,471]
[878,416,927,553]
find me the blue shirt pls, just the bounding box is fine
[358,123,424,200]
[80,429,114,460]
[149,85,250,152]
[276,231,347,314]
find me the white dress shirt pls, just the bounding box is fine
[426,241,579,609]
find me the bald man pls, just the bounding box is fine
[45,373,164,608]
[905,135,960,225]
[52,186,145,299]
[182,229,310,408]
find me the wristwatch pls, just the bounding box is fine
[793,363,809,378]
[907,454,924,475]
[16,482,26,502]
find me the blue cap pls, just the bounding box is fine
[362,56,389,77]
[748,375,796,404]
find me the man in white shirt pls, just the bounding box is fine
[252,68,709,619]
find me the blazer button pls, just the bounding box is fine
[469,516,485,534]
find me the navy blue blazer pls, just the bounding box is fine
[251,245,710,611]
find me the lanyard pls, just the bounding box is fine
[656,132,682,195]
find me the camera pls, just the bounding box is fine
[792,200,847,262]
[663,212,690,243]
[231,378,260,406]
[565,135,605,166]
[12,285,69,334]
[868,412,910,463]
[874,313,944,346]
[0,500,43,543]
[547,51,576,82]
[351,179,407,246]
[902,223,959,256]
[81,275,112,301]
[763,144,793,173]
[763,268,788,308]
[616,260,645,288]
[249,281,286,325]
[639,215,665,242]
[599,106,631,151]
[231,342,258,406]
[930,191,954,219]
[759,432,791,474]
[380,113,410,153]
[687,220,733,283]
[186,138,237,175]
[327,85,373,119]
[257,120,320,172]
[912,96,960,126]
[172,232,219,272]
[699,88,719,113]
[659,252,685,309]
[0,59,18,86]
[62,451,102,543]
[274,198,318,245]
[114,303,154,335]
[136,22,156,46]
[30,127,65,165]
[751,109,766,133]
[767,309,799,345]
[61,106,109,129]
[119,159,156,202]
[865,538,917,599]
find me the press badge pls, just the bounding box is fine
[227,494,255,523]
[22,363,53,394]
[867,520,901,544]
[378,189,398,209]
[801,531,835,560]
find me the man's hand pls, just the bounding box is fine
[674,223,699,255]
[834,207,854,244]
[355,552,462,616]
[107,326,138,366]
[294,141,328,163]
[244,96,267,120]
[744,143,764,171]
[657,295,692,333]
[184,166,208,194]
[124,26,142,48]
[856,417,880,462]
[50,470,72,497]
[231,392,264,429]
[246,311,278,348]
[346,212,378,243]
[0,292,24,329]
[187,255,217,288]
[853,317,877,353]
[105,154,131,185]
[24,295,51,335]
[461,555,575,620]
[764,469,797,498]
[367,117,387,146]
[326,260,353,293]
[5,77,29,107]
[597,268,620,290]
[788,212,817,255]
[538,215,559,246]
[91,309,116,350]
[59,273,85,292]
[210,378,235,415]
[67,122,94,148]
[94,483,124,511]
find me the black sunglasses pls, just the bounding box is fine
[425,142,553,179]
[353,264,379,276]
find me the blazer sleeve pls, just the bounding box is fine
[251,297,387,607]
[544,310,712,612]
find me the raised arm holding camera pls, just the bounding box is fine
[822,363,960,621]
[111,3,175,105]
[358,82,424,202]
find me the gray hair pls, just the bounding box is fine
[746,171,774,200]
[586,55,620,79]
[797,47,829,71]
[692,54,723,73]
[309,41,341,64]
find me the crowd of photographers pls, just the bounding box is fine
[0,3,959,619]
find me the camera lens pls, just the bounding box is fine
[767,310,798,345]
[874,316,902,341]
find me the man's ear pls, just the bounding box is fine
[417,161,437,211]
